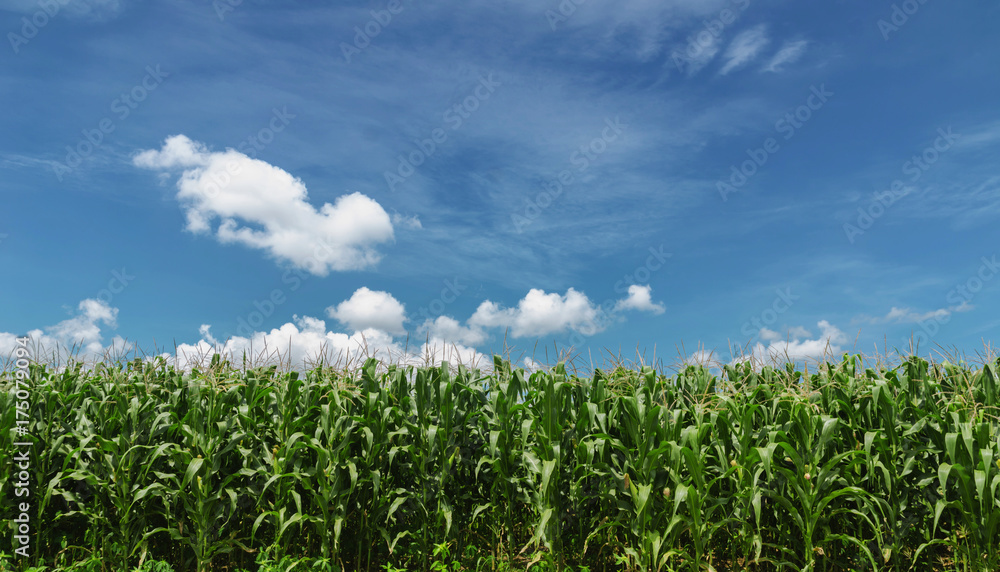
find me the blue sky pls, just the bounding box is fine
[1,0,998,373]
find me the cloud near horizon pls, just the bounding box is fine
[854,302,974,326]
[733,320,849,369]
[326,287,408,335]
[1,285,669,370]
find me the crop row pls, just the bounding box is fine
[1,353,999,571]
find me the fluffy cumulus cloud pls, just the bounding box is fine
[170,316,489,372]
[1,298,487,373]
[469,288,602,338]
[0,299,127,364]
[463,286,666,339]
[418,316,488,346]
[614,285,666,315]
[326,287,407,335]
[133,135,395,276]
[733,320,848,368]
[719,25,769,75]
[163,318,487,372]
[683,348,724,370]
[522,356,544,373]
[2,284,667,372]
[762,39,808,72]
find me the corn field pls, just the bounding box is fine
[2,351,1000,571]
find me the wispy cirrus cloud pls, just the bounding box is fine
[854,302,974,325]
[762,39,808,72]
[719,25,770,75]
[0,0,124,20]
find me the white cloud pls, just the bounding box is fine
[436,286,668,340]
[522,356,544,373]
[167,317,488,373]
[683,348,724,371]
[418,316,487,346]
[0,300,488,373]
[199,324,218,345]
[759,325,813,343]
[855,302,974,325]
[0,299,125,364]
[759,327,781,343]
[788,325,812,339]
[327,287,407,335]
[392,213,423,230]
[133,135,395,276]
[719,25,769,75]
[762,39,808,72]
[0,0,123,20]
[733,320,848,369]
[468,288,604,338]
[614,285,666,315]
[46,299,118,355]
[2,283,665,373]
[673,32,721,76]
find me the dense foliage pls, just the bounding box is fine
[2,352,1000,571]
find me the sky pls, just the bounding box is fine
[1,0,999,374]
